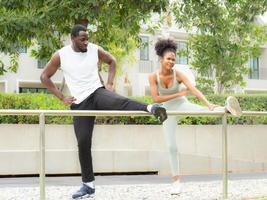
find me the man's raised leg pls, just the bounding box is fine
[93,87,167,122]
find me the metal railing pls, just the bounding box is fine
[0,109,266,200]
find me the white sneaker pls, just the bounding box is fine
[225,96,242,117]
[170,180,182,195]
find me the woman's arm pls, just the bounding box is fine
[176,71,216,110]
[148,73,188,103]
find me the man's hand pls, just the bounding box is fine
[105,83,114,92]
[61,96,76,105]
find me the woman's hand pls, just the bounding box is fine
[179,88,189,96]
[207,103,217,111]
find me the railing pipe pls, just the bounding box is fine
[222,114,228,199]
[0,109,266,200]
[39,113,46,200]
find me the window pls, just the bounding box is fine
[140,36,149,61]
[0,82,5,93]
[16,47,27,53]
[38,59,47,69]
[19,87,48,93]
[176,41,188,65]
[249,57,259,79]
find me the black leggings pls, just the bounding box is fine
[70,87,148,182]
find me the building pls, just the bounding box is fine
[116,27,267,96]
[1,23,267,96]
[0,47,66,94]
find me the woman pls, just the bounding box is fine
[148,38,242,195]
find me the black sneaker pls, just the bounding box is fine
[151,103,168,123]
[72,183,95,199]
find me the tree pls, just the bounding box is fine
[0,0,168,75]
[172,0,267,93]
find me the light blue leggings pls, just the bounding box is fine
[162,96,224,176]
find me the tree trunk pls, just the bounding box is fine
[74,19,88,27]
[215,80,225,94]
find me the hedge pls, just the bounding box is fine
[0,93,266,125]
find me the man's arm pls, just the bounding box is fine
[40,52,76,105]
[98,47,116,91]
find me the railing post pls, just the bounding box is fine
[222,114,228,199]
[39,113,46,200]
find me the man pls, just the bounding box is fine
[40,24,167,199]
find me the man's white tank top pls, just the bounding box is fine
[58,43,103,104]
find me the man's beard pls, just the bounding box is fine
[79,46,87,52]
[80,49,87,52]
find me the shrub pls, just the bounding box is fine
[0,93,72,124]
[0,93,266,125]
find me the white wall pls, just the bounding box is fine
[0,124,267,175]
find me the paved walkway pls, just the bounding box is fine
[0,173,267,200]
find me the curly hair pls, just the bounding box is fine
[155,38,177,57]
